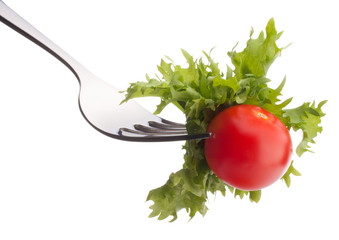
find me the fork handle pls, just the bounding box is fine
[0,1,85,83]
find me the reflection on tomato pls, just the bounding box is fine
[204,104,292,191]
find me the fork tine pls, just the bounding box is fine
[134,124,187,134]
[160,118,186,128]
[148,121,186,130]
[119,128,187,136]
[118,127,211,141]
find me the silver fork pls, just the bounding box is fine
[0,1,210,142]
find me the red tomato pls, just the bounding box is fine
[204,104,292,191]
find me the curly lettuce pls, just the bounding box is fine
[121,18,326,221]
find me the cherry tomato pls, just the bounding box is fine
[204,104,292,191]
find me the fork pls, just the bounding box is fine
[0,1,211,142]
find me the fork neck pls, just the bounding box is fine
[0,1,88,85]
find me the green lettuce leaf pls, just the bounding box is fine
[228,18,283,79]
[281,160,302,187]
[146,169,208,222]
[283,101,327,156]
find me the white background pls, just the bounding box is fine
[0,0,338,239]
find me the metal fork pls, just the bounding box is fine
[0,1,210,142]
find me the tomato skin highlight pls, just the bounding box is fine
[204,104,292,191]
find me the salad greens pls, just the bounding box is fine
[121,18,326,221]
